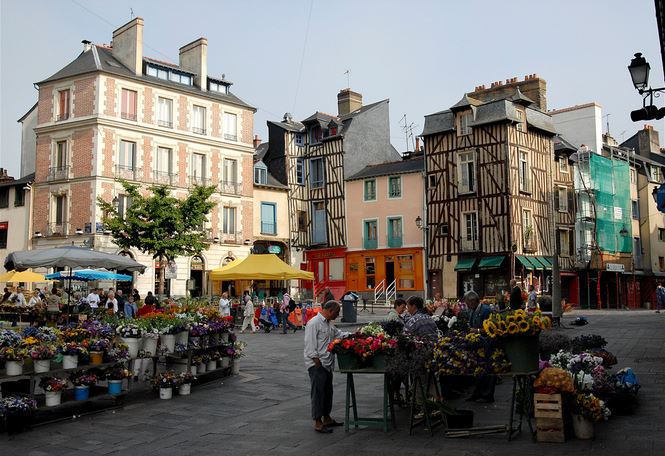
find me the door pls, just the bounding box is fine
[386,260,395,287]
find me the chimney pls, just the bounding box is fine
[469,74,547,111]
[82,40,92,52]
[179,38,208,91]
[337,88,362,116]
[111,17,144,75]
[637,124,661,155]
[253,135,261,149]
[415,137,420,152]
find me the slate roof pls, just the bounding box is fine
[37,45,255,111]
[253,161,289,190]
[0,173,35,189]
[254,143,269,162]
[450,94,482,111]
[346,156,424,181]
[268,118,305,133]
[554,135,578,153]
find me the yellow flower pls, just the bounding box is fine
[507,322,519,335]
[514,309,526,318]
[497,320,508,335]
[532,316,542,328]
[483,321,497,338]
[542,316,552,329]
[518,320,530,332]
[506,315,516,324]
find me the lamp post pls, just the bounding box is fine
[415,215,429,299]
[628,53,665,121]
[23,183,34,251]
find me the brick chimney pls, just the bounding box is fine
[0,168,14,183]
[470,74,547,111]
[179,38,208,91]
[337,88,362,116]
[253,135,261,149]
[111,17,144,75]
[636,124,661,155]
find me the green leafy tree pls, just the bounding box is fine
[97,180,216,297]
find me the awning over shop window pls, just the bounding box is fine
[478,256,505,269]
[516,255,535,270]
[454,257,477,271]
[533,256,552,270]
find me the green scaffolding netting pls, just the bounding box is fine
[590,153,632,253]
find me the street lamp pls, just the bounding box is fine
[415,215,423,229]
[628,53,665,121]
[628,53,650,92]
[112,196,119,210]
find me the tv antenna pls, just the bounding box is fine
[400,114,417,152]
[604,113,611,135]
[344,69,350,88]
[130,8,135,18]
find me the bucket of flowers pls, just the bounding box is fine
[39,376,68,407]
[0,396,38,434]
[115,323,142,358]
[58,342,87,369]
[327,329,397,372]
[152,371,178,399]
[0,346,29,376]
[571,392,611,439]
[231,341,246,375]
[105,344,130,363]
[431,330,510,378]
[69,370,97,401]
[177,371,196,395]
[61,326,92,343]
[88,338,111,365]
[0,329,22,348]
[29,344,56,373]
[105,365,132,396]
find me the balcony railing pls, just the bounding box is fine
[460,239,479,252]
[56,113,70,121]
[121,112,137,121]
[387,235,403,248]
[363,238,378,250]
[224,133,238,141]
[523,238,537,253]
[219,180,241,195]
[192,126,207,135]
[220,231,241,245]
[157,119,173,128]
[48,222,69,237]
[261,222,276,235]
[115,165,142,181]
[48,166,71,181]
[189,176,211,187]
[153,171,178,186]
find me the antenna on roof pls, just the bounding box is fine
[400,114,417,153]
[344,69,350,89]
[604,113,611,135]
[130,8,134,19]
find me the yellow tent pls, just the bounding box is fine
[209,254,314,281]
[0,270,49,283]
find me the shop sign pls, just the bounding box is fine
[606,263,624,272]
[268,245,282,254]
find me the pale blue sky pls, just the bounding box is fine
[1,0,663,177]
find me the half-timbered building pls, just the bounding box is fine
[421,75,557,298]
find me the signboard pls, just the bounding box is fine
[606,263,625,272]
[268,245,282,254]
[613,207,623,220]
[96,222,104,233]
[165,260,178,279]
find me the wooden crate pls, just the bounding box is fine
[534,394,565,442]
[536,419,565,443]
[534,393,562,418]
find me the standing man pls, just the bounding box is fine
[280,289,297,334]
[240,294,257,333]
[304,300,346,433]
[656,282,665,313]
[218,292,231,317]
[465,290,496,403]
[87,288,100,310]
[509,279,523,310]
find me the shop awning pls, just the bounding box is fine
[534,256,553,270]
[516,255,535,270]
[454,257,477,271]
[478,256,505,269]
[209,254,314,281]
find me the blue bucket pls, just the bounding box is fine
[108,380,122,396]
[74,386,89,401]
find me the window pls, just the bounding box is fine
[117,194,132,219]
[14,187,25,207]
[329,258,344,281]
[192,105,206,135]
[387,217,403,248]
[57,89,70,121]
[208,80,228,94]
[632,200,639,219]
[364,179,376,201]
[312,201,327,243]
[154,147,173,184]
[651,166,663,183]
[516,110,524,132]
[222,206,236,234]
[461,212,478,251]
[397,255,415,289]
[558,187,568,212]
[298,210,307,232]
[118,140,136,170]
[310,158,324,188]
[310,126,322,144]
[0,222,7,248]
[157,97,173,128]
[365,257,376,289]
[191,153,207,184]
[224,159,238,184]
[254,163,267,184]
[557,230,570,256]
[634,237,643,269]
[630,168,637,184]
[0,189,8,208]
[522,209,534,248]
[55,141,67,169]
[659,228,665,242]
[224,112,237,141]
[54,194,67,225]
[388,176,402,198]
[121,89,137,121]
[559,158,568,173]
[295,133,304,147]
[428,174,437,189]
[296,158,305,185]
[519,150,530,193]
[457,151,475,193]
[458,111,472,136]
[146,64,193,86]
[260,202,276,235]
[660,256,665,272]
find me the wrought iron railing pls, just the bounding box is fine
[115,165,142,181]
[219,180,241,195]
[153,171,178,186]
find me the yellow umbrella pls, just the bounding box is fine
[0,270,49,283]
[209,254,314,281]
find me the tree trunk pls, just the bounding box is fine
[158,254,165,300]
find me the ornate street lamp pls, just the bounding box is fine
[628,52,665,121]
[628,53,650,92]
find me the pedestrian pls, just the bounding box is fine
[218,292,231,317]
[132,288,141,303]
[656,282,665,313]
[106,292,118,314]
[465,290,496,403]
[303,300,346,433]
[509,279,523,310]
[404,296,438,338]
[124,296,138,318]
[46,288,61,322]
[527,284,538,311]
[28,289,41,308]
[320,287,335,303]
[240,294,257,333]
[387,298,407,324]
[87,288,101,309]
[280,288,297,334]
[144,291,156,306]
[0,287,10,304]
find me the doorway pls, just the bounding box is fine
[386,259,395,286]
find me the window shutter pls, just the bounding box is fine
[554,189,560,210]
[568,229,575,256]
[556,231,561,254]
[568,189,574,214]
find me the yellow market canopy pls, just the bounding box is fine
[209,254,314,281]
[0,270,49,283]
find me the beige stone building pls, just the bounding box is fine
[29,18,256,297]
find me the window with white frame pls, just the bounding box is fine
[522,208,534,247]
[260,202,276,235]
[222,206,236,234]
[457,151,475,193]
[224,158,237,184]
[364,179,376,201]
[519,150,530,193]
[312,201,327,243]
[558,187,568,212]
[121,89,137,121]
[461,211,478,251]
[52,194,67,228]
[155,147,173,183]
[630,168,637,184]
[54,141,67,169]
[388,176,401,198]
[157,97,173,128]
[296,158,305,185]
[118,140,137,171]
[57,89,70,121]
[208,80,228,94]
[117,194,133,220]
[192,105,206,135]
[224,112,237,141]
[146,63,192,86]
[458,111,472,136]
[650,166,663,183]
[191,153,207,184]
[516,109,526,132]
[559,158,568,173]
[295,133,304,147]
[310,157,324,188]
[254,162,267,184]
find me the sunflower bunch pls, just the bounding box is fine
[482,309,551,339]
[573,392,611,422]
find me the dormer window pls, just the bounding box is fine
[254,162,268,185]
[516,109,526,132]
[208,80,229,94]
[145,62,193,86]
[457,111,472,136]
[310,126,322,144]
[295,133,304,147]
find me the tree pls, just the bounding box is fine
[98,180,216,297]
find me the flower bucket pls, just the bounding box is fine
[572,414,594,439]
[159,387,173,400]
[63,355,78,369]
[175,330,189,348]
[120,337,141,359]
[190,364,197,375]
[232,360,240,375]
[178,384,191,396]
[34,359,51,373]
[6,360,24,376]
[108,379,123,396]
[160,334,176,353]
[45,391,62,407]
[221,333,229,343]
[221,358,230,368]
[142,336,158,357]
[337,353,363,371]
[74,385,90,401]
[207,360,217,371]
[503,335,540,373]
[198,363,206,374]
[89,351,104,365]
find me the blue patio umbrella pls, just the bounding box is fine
[45,269,133,282]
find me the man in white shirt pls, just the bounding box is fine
[87,288,101,309]
[303,300,346,433]
[10,287,27,307]
[218,292,231,317]
[106,292,118,314]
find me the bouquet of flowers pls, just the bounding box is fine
[81,320,115,339]
[88,338,111,352]
[482,309,551,339]
[549,349,573,369]
[0,329,22,348]
[567,352,604,375]
[189,322,209,337]
[105,365,133,380]
[359,322,385,337]
[386,334,434,377]
[105,345,130,362]
[140,313,177,335]
[573,392,611,422]
[0,346,29,361]
[29,344,56,360]
[115,323,142,338]
[192,355,204,365]
[20,336,41,347]
[69,370,98,386]
[571,334,607,353]
[39,376,68,392]
[533,367,574,394]
[152,371,178,389]
[177,371,196,385]
[432,330,510,376]
[61,326,92,343]
[327,333,397,361]
[588,348,618,368]
[0,396,37,413]
[59,342,87,356]
[208,350,221,361]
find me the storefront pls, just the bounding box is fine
[305,247,347,299]
[455,256,508,297]
[188,256,205,297]
[346,248,424,296]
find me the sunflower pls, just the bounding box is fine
[506,315,516,324]
[483,320,498,338]
[497,320,508,335]
[518,320,530,333]
[542,316,552,329]
[507,322,519,335]
[514,314,525,324]
[514,309,526,318]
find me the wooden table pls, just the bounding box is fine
[341,366,396,433]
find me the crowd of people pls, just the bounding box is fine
[230,288,302,335]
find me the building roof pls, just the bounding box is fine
[0,173,35,189]
[17,103,37,123]
[253,161,289,190]
[37,45,255,111]
[338,99,387,121]
[450,94,482,111]
[302,111,337,124]
[254,143,269,162]
[346,156,424,181]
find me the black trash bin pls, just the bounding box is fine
[341,292,358,323]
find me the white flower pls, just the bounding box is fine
[447,316,457,329]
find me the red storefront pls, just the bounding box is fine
[305,247,347,300]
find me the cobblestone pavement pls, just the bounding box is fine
[2,309,664,455]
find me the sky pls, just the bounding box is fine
[1,0,664,177]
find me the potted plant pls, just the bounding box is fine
[152,371,178,399]
[59,342,87,369]
[220,345,234,369]
[39,376,68,406]
[105,344,130,363]
[136,319,160,357]
[115,323,142,358]
[191,355,203,374]
[69,370,98,401]
[29,344,56,373]
[0,396,37,434]
[88,338,111,365]
[177,371,196,395]
[0,346,29,376]
[207,350,220,371]
[105,365,132,396]
[231,341,247,375]
[571,392,611,439]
